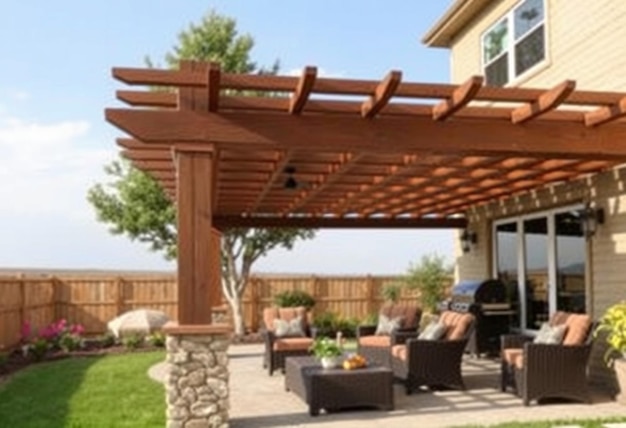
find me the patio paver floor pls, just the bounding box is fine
[151,343,626,427]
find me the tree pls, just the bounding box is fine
[89,10,315,336]
[406,253,452,314]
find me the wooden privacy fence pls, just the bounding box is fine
[0,273,452,350]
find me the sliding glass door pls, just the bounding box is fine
[494,205,586,331]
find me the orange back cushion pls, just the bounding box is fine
[380,304,421,329]
[440,311,474,340]
[263,306,308,332]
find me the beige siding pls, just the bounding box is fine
[450,0,626,92]
[444,0,626,387]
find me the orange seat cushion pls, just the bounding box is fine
[503,348,523,366]
[272,337,313,351]
[391,344,407,361]
[359,335,392,348]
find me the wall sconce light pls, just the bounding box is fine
[460,229,477,253]
[283,166,298,189]
[579,206,605,238]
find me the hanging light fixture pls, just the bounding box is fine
[460,229,477,253]
[283,166,298,189]
[579,206,605,238]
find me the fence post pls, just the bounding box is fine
[18,274,25,331]
[250,277,259,332]
[365,275,375,316]
[115,277,124,315]
[51,276,60,321]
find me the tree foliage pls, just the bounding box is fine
[89,10,314,336]
[406,253,452,314]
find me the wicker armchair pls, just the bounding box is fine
[500,311,595,406]
[391,311,475,394]
[261,306,315,376]
[356,303,422,367]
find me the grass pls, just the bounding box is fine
[0,351,165,428]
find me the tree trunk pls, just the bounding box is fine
[228,294,246,336]
[222,275,247,336]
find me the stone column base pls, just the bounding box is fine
[164,323,232,428]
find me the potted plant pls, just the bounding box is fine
[309,336,343,369]
[595,301,626,403]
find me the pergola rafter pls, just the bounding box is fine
[106,61,626,229]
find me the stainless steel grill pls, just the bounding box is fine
[441,279,513,357]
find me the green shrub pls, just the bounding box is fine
[312,311,359,338]
[99,332,117,348]
[361,312,378,326]
[273,289,315,310]
[147,331,166,348]
[122,333,145,350]
[380,282,404,303]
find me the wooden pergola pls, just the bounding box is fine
[106,60,626,325]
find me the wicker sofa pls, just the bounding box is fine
[391,311,475,394]
[261,306,315,376]
[356,303,422,367]
[500,311,595,406]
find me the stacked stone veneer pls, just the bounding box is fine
[166,334,230,428]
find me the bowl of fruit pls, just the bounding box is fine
[342,353,367,370]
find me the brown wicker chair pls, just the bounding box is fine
[391,311,475,394]
[356,303,422,367]
[500,311,595,406]
[261,306,315,376]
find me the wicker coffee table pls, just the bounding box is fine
[285,356,394,416]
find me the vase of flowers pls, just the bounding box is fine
[310,336,343,369]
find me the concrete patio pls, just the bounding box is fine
[223,343,626,428]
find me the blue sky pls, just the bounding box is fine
[0,1,457,274]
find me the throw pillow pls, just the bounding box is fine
[533,322,567,344]
[273,316,305,337]
[418,321,448,341]
[375,314,404,336]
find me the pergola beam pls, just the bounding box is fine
[106,109,626,159]
[511,80,576,124]
[212,215,467,229]
[361,70,402,118]
[289,67,317,114]
[585,96,626,127]
[432,75,483,121]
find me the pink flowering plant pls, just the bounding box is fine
[21,319,85,360]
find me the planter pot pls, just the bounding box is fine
[320,356,340,369]
[614,358,626,404]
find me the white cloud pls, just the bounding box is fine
[0,115,116,219]
[287,67,346,78]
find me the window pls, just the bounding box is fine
[482,0,546,86]
[493,205,586,332]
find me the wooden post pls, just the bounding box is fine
[176,148,216,325]
[51,276,60,321]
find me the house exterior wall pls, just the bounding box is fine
[441,0,626,386]
[449,0,626,91]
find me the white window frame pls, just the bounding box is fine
[481,0,547,86]
[492,203,585,333]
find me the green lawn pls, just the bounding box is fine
[0,351,165,428]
